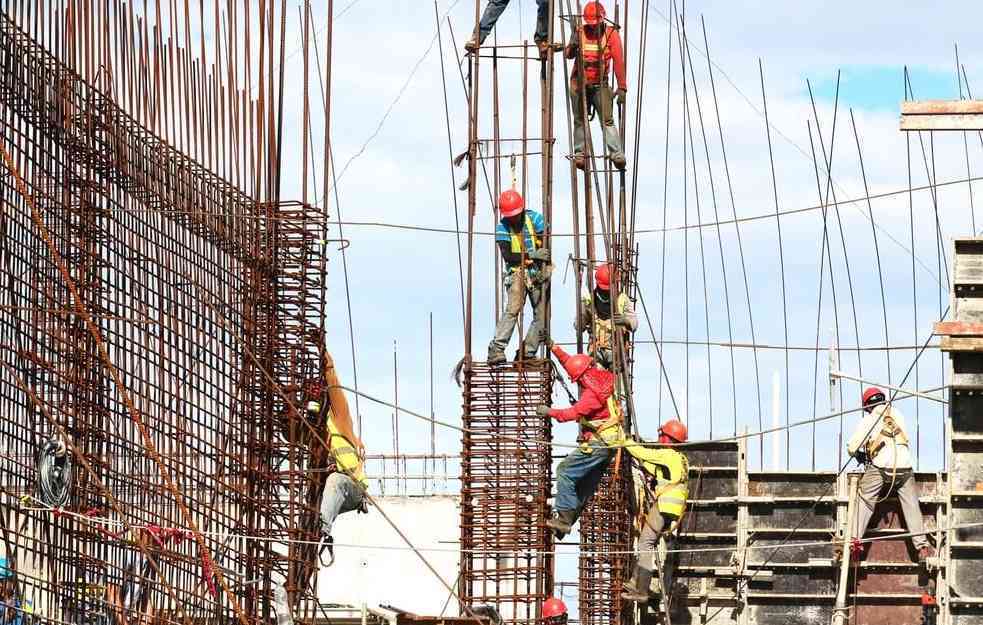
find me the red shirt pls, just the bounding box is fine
[548,367,615,439]
[565,25,627,91]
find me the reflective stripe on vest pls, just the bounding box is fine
[508,214,541,255]
[579,27,609,85]
[644,450,689,517]
[328,416,367,487]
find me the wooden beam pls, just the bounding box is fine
[899,100,983,131]
[902,100,983,114]
[935,321,983,336]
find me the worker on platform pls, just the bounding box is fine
[464,1,554,58]
[307,351,369,568]
[576,263,637,370]
[621,420,689,604]
[565,1,627,171]
[537,344,622,539]
[542,597,567,625]
[488,189,551,365]
[846,386,934,563]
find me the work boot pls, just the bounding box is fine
[487,350,507,366]
[622,564,653,603]
[465,37,479,53]
[573,153,586,171]
[318,533,335,568]
[536,40,550,59]
[611,153,627,170]
[546,509,577,539]
[918,545,936,563]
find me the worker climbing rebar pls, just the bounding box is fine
[621,419,689,606]
[464,0,558,58]
[304,350,370,568]
[537,344,623,538]
[565,1,627,171]
[576,262,637,370]
[844,386,934,563]
[488,189,551,364]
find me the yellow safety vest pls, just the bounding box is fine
[624,441,689,518]
[327,414,367,488]
[577,396,626,453]
[583,292,629,352]
[508,215,541,256]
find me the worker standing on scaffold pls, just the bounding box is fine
[464,0,556,58]
[537,344,623,538]
[488,189,551,364]
[566,1,627,171]
[576,263,637,370]
[621,420,689,605]
[845,387,934,563]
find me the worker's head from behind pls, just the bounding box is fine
[583,2,606,33]
[658,419,688,445]
[542,597,567,625]
[499,189,525,227]
[594,263,613,292]
[862,387,886,413]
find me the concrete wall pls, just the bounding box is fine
[318,496,460,616]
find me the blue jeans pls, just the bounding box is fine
[554,438,613,513]
[319,472,364,535]
[477,0,550,44]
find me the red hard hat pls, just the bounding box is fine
[595,263,612,291]
[659,419,688,444]
[862,386,886,408]
[563,353,593,382]
[543,597,567,619]
[583,1,605,25]
[499,189,525,218]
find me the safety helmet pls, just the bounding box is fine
[583,1,605,25]
[543,597,567,619]
[304,380,325,416]
[595,263,612,291]
[862,386,886,411]
[499,189,525,218]
[562,353,593,382]
[659,419,688,444]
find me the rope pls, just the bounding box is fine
[35,437,73,508]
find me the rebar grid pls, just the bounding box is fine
[460,361,555,625]
[0,8,326,625]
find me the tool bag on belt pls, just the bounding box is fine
[864,407,909,462]
[625,440,689,519]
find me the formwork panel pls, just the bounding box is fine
[460,361,553,625]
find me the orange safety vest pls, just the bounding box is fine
[579,27,610,86]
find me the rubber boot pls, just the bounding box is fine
[611,153,627,170]
[546,509,577,540]
[487,350,507,366]
[622,564,652,603]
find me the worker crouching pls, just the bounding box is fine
[846,387,934,563]
[537,344,623,539]
[622,420,689,604]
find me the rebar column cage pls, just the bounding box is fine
[0,12,326,625]
[460,361,555,625]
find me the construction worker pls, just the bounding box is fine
[576,263,637,370]
[542,597,567,625]
[846,387,934,562]
[0,559,22,625]
[621,420,689,604]
[464,1,553,58]
[565,1,627,171]
[488,189,550,364]
[308,351,369,567]
[537,344,622,538]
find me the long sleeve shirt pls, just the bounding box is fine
[847,404,913,469]
[564,25,627,91]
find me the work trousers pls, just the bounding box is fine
[571,84,624,158]
[853,465,929,549]
[476,0,550,44]
[554,438,613,514]
[319,472,364,536]
[634,507,679,595]
[489,271,546,358]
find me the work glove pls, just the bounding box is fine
[612,313,632,328]
[616,88,627,106]
[527,248,550,262]
[536,404,551,418]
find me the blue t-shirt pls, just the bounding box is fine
[495,210,546,257]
